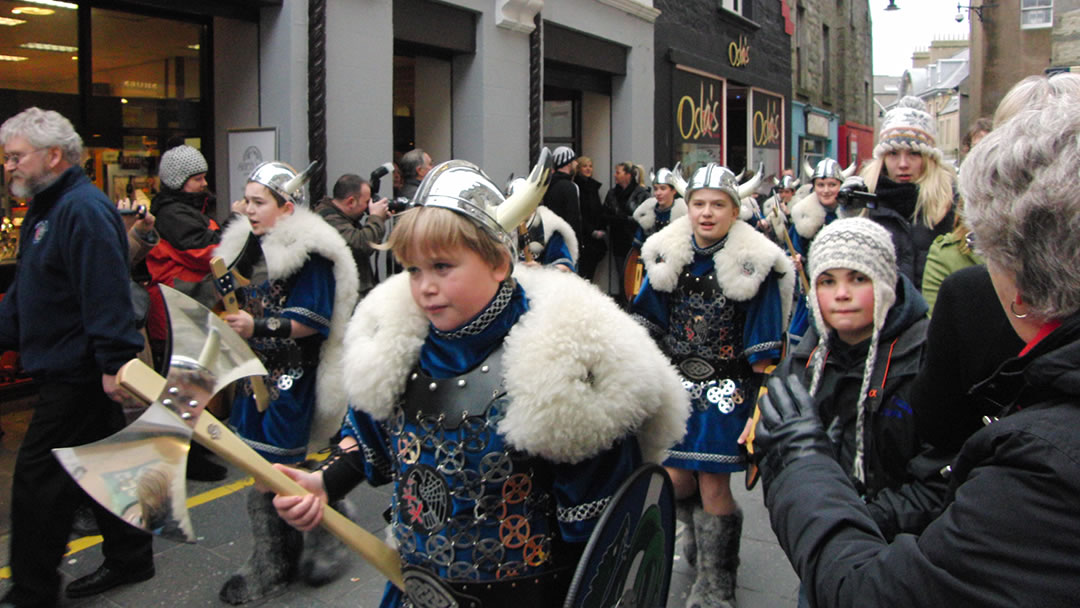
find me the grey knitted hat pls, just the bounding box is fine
[806,217,897,485]
[159,145,208,190]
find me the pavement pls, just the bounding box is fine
[0,392,799,607]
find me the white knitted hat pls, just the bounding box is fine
[159,145,208,190]
[806,217,897,485]
[873,96,942,162]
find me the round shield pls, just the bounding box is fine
[563,463,676,608]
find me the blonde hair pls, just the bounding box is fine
[860,154,955,228]
[380,206,509,270]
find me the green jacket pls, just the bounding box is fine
[921,232,982,315]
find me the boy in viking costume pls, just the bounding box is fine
[631,163,793,608]
[216,161,359,604]
[270,152,689,608]
[759,174,800,241]
[632,166,688,249]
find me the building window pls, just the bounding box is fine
[796,5,806,89]
[1021,0,1053,29]
[721,0,747,18]
[823,25,831,101]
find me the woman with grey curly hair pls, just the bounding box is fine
[751,94,1080,607]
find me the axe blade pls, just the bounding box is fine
[54,285,268,543]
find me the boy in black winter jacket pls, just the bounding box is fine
[774,217,928,499]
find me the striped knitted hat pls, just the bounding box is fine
[806,217,897,486]
[874,96,942,162]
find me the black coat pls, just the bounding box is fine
[603,182,649,256]
[542,172,582,239]
[765,310,1080,607]
[575,174,605,237]
[872,177,954,289]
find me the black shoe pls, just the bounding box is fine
[65,562,155,599]
[187,443,228,482]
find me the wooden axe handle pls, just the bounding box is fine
[210,256,270,412]
[116,359,405,590]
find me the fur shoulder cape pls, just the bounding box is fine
[790,191,832,239]
[342,267,690,465]
[529,206,580,264]
[215,208,359,446]
[639,215,795,324]
[739,196,761,222]
[633,197,688,231]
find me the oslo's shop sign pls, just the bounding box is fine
[674,67,725,171]
[750,89,784,180]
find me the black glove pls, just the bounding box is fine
[755,374,834,490]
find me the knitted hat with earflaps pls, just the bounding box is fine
[806,217,897,485]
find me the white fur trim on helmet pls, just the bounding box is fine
[639,215,795,324]
[342,268,690,465]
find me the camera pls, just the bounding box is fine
[836,185,877,211]
[387,197,414,213]
[369,161,395,196]
[118,204,147,219]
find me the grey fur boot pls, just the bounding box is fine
[219,489,303,605]
[676,497,698,568]
[298,497,359,586]
[686,506,743,608]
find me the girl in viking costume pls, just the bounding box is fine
[512,176,579,272]
[271,151,689,608]
[632,166,688,249]
[631,163,793,608]
[787,159,853,344]
[216,161,360,604]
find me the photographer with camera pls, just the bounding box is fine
[315,173,389,299]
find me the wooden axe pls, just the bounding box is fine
[53,285,404,590]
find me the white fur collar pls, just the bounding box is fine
[215,208,359,445]
[639,216,795,323]
[761,194,788,236]
[528,206,579,264]
[791,191,836,239]
[342,267,690,465]
[739,196,761,222]
[633,197,687,231]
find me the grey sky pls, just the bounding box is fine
[871,0,971,76]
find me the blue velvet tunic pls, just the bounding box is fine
[632,237,784,473]
[229,254,335,464]
[339,280,641,607]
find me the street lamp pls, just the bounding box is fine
[885,0,900,11]
[956,2,997,23]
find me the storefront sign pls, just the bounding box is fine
[673,67,724,170]
[729,36,750,68]
[807,113,829,137]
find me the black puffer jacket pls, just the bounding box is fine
[775,273,928,497]
[871,177,954,289]
[542,172,582,239]
[766,310,1080,607]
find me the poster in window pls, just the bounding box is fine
[673,67,725,174]
[227,127,278,206]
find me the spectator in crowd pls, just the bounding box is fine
[315,174,389,299]
[574,154,607,281]
[603,161,649,301]
[754,92,1080,608]
[397,148,431,201]
[541,146,583,240]
[0,106,155,606]
[857,96,956,289]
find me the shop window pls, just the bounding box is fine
[543,88,581,154]
[1021,0,1052,29]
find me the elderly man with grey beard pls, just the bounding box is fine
[0,107,155,607]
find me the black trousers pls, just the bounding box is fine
[6,381,153,607]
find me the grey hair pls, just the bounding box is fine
[0,107,83,166]
[960,96,1080,319]
[992,72,1080,128]
[399,148,427,179]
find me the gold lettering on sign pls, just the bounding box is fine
[753,99,781,147]
[729,36,750,67]
[677,82,722,140]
